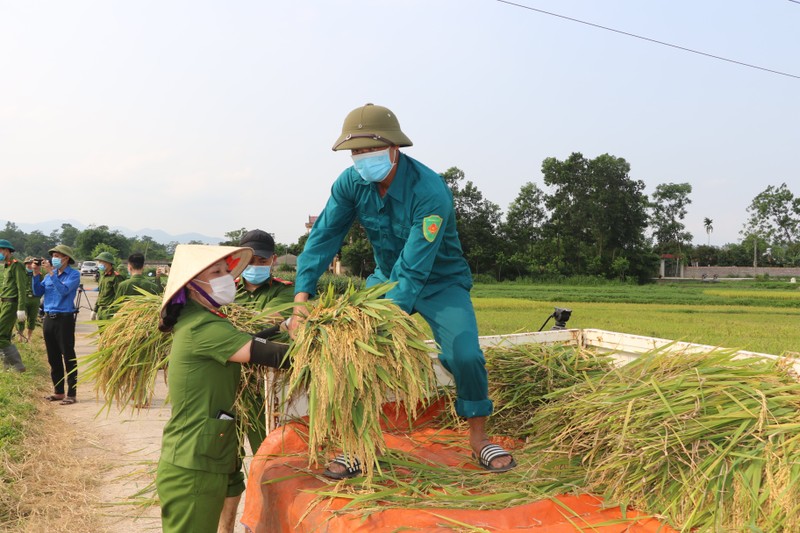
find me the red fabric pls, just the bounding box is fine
[241,401,675,533]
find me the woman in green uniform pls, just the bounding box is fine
[156,244,290,533]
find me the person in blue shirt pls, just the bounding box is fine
[31,245,81,405]
[289,103,516,477]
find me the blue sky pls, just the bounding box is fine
[2,1,797,246]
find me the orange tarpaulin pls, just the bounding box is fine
[241,403,676,533]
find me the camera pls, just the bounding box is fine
[537,307,573,331]
[552,308,572,329]
[34,258,43,266]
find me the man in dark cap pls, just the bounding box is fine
[0,239,27,371]
[236,230,294,311]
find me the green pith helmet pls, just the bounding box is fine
[0,239,15,251]
[95,251,115,264]
[332,103,413,151]
[48,245,76,264]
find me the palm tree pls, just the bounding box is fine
[703,217,713,246]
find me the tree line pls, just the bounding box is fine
[2,152,797,282]
[336,153,800,283]
[0,222,309,270]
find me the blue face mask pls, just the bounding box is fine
[352,148,394,183]
[26,268,33,273]
[51,257,63,269]
[242,265,271,285]
[0,253,5,262]
[98,264,106,272]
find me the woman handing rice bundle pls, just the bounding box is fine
[155,244,290,533]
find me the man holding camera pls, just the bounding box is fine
[0,239,27,372]
[32,245,81,405]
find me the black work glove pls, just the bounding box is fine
[250,336,291,369]
[254,324,281,340]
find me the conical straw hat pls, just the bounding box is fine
[160,244,253,317]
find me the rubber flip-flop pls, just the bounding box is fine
[44,395,65,402]
[473,443,517,473]
[323,454,363,480]
[59,397,78,405]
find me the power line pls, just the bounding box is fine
[496,0,800,80]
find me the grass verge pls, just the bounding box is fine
[0,336,104,532]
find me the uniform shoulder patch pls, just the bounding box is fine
[423,215,443,243]
[272,277,293,286]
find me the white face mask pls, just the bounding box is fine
[194,274,237,306]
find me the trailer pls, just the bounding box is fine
[241,329,785,532]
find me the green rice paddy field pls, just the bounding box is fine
[467,281,800,356]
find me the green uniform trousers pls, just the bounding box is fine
[156,461,244,533]
[17,298,40,333]
[0,300,18,349]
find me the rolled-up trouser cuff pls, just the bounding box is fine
[456,398,493,419]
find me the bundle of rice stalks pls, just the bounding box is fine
[83,292,170,412]
[525,347,800,531]
[83,292,281,443]
[484,343,613,438]
[290,346,800,532]
[285,282,439,480]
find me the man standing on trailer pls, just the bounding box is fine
[289,103,516,478]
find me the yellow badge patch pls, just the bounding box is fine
[423,215,443,243]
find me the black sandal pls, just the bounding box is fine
[44,394,65,402]
[473,443,517,473]
[323,454,363,480]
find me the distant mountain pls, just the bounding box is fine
[1,219,222,245]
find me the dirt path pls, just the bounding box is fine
[49,285,248,532]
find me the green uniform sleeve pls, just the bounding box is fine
[191,318,252,364]
[13,262,28,311]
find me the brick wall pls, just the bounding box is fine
[684,266,800,278]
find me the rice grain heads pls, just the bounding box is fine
[525,347,800,531]
[285,282,439,480]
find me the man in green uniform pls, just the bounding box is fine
[0,239,28,371]
[236,229,294,311]
[115,252,161,298]
[234,232,293,447]
[16,257,43,343]
[91,251,125,320]
[289,103,515,477]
